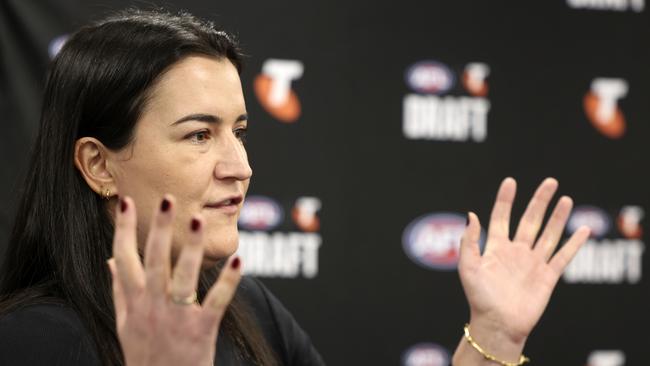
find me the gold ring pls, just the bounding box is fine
[170,291,198,305]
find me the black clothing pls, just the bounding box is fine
[0,277,325,365]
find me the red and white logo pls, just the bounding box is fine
[238,195,284,231]
[403,60,491,142]
[237,194,323,279]
[292,197,321,232]
[566,205,611,238]
[617,206,644,239]
[583,78,628,139]
[462,63,490,97]
[563,205,645,284]
[402,212,486,270]
[254,59,303,123]
[405,61,455,95]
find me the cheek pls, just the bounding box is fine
[116,164,171,243]
[115,153,208,249]
[115,145,176,200]
[123,149,214,204]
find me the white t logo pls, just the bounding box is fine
[465,63,490,90]
[591,78,628,124]
[620,206,644,233]
[262,59,304,107]
[295,197,321,223]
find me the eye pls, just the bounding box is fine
[187,130,211,144]
[234,127,248,144]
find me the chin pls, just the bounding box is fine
[203,227,239,262]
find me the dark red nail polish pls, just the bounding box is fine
[231,257,240,269]
[466,214,470,226]
[120,199,128,213]
[191,218,201,232]
[161,198,170,212]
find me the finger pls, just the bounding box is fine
[534,196,573,260]
[144,195,176,302]
[548,226,591,275]
[513,178,558,246]
[487,177,517,243]
[107,258,127,327]
[170,216,205,304]
[112,197,145,297]
[458,212,481,273]
[202,256,242,330]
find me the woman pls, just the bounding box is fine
[0,8,590,366]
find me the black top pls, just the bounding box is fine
[0,277,325,365]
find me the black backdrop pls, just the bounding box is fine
[1,1,649,365]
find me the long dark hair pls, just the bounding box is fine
[0,8,277,366]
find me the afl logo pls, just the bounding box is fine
[401,343,450,366]
[405,61,455,95]
[403,212,477,270]
[567,205,611,238]
[238,196,284,231]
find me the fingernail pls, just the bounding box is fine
[466,213,470,226]
[191,218,201,232]
[120,199,128,213]
[161,198,171,212]
[231,257,241,270]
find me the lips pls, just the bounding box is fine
[204,195,244,211]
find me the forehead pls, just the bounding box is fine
[143,55,245,118]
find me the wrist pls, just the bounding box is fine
[469,314,529,346]
[465,317,528,363]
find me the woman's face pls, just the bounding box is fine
[111,55,251,265]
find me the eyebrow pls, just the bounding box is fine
[171,113,248,126]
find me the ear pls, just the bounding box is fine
[74,137,118,199]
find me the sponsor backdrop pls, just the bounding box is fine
[1,1,649,365]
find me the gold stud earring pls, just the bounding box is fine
[102,188,111,200]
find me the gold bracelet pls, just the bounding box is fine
[463,324,530,366]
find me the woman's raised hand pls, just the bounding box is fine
[107,195,240,366]
[453,178,591,365]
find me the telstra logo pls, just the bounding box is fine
[254,59,304,123]
[292,197,321,232]
[583,78,628,139]
[617,206,644,239]
[462,63,490,97]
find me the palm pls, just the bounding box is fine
[458,178,590,341]
[108,196,242,366]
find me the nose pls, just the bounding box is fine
[213,133,252,181]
